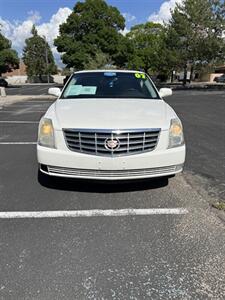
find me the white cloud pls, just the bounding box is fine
[0,18,14,38]
[0,7,72,65]
[122,13,136,23]
[148,0,184,24]
[120,27,130,36]
[119,13,136,36]
[0,17,34,50]
[27,10,42,23]
[37,7,72,49]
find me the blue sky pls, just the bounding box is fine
[0,0,166,25]
[0,0,180,65]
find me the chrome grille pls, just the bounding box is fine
[63,129,161,156]
[47,165,180,178]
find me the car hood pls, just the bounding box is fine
[53,98,171,131]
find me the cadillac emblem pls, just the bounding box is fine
[104,138,120,150]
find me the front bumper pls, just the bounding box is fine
[37,143,185,180]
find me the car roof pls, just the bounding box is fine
[74,70,145,74]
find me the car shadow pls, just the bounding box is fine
[38,171,169,193]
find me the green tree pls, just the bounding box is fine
[54,0,130,70]
[0,28,19,76]
[84,51,112,69]
[61,67,72,76]
[166,0,225,84]
[127,22,176,79]
[23,25,57,82]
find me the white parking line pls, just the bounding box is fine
[9,107,40,115]
[0,110,46,113]
[38,87,50,92]
[3,106,47,108]
[0,142,36,144]
[0,208,188,219]
[0,121,39,123]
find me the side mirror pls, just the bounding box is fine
[48,87,61,97]
[159,88,173,98]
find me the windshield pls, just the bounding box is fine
[61,72,160,99]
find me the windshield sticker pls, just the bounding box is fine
[79,86,97,95]
[135,73,146,79]
[65,85,83,96]
[65,85,97,96]
[104,72,117,77]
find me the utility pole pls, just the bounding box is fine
[43,35,49,84]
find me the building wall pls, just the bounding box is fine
[2,61,27,77]
[5,75,65,85]
[198,73,223,83]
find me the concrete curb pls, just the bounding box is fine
[158,83,225,91]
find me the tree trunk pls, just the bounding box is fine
[183,64,187,86]
[39,74,43,83]
[190,64,194,83]
[171,70,174,83]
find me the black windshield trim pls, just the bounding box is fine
[60,72,160,100]
[61,95,158,100]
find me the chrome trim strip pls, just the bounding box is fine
[63,128,161,133]
[46,164,183,178]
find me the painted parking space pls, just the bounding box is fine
[0,142,185,211]
[1,103,52,110]
[0,112,45,121]
[0,100,47,142]
[0,98,53,121]
[0,92,225,298]
[0,123,38,142]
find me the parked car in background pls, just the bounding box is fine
[214,74,225,83]
[0,78,8,87]
[38,70,185,181]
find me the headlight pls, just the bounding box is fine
[38,118,55,148]
[168,118,184,148]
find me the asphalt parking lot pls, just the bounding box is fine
[0,89,225,299]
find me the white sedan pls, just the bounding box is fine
[37,70,185,180]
